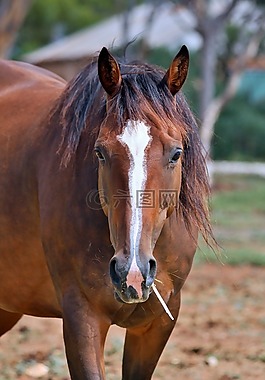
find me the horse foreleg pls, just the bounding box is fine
[122,296,180,380]
[62,293,110,380]
[0,308,23,336]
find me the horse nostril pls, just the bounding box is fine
[149,258,157,277]
[146,258,157,287]
[109,258,120,286]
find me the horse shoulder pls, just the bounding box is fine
[0,60,65,318]
[0,59,65,91]
[0,59,66,147]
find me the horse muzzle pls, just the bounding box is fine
[109,254,157,304]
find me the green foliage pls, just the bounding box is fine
[14,0,118,57]
[239,71,265,104]
[148,46,173,68]
[15,4,265,163]
[213,96,265,161]
[149,47,265,162]
[196,174,265,266]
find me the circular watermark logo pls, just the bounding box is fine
[85,189,107,211]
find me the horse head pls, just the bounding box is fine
[96,47,189,304]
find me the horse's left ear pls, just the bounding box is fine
[162,45,189,96]
[98,47,122,97]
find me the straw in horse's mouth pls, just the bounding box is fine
[113,281,175,318]
[151,283,174,321]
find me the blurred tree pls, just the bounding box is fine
[213,96,265,161]
[137,0,161,60]
[0,0,32,58]
[172,0,265,156]
[14,0,126,57]
[4,0,265,162]
[15,0,159,60]
[121,0,265,158]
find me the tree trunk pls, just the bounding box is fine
[200,72,241,156]
[0,0,32,58]
[137,1,160,61]
[200,29,265,157]
[199,26,218,122]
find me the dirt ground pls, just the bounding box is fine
[0,263,265,380]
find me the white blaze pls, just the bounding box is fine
[117,120,152,288]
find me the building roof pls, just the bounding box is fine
[23,2,201,64]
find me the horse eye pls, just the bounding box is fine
[169,148,182,164]
[94,148,105,161]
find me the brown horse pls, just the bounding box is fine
[0,46,213,379]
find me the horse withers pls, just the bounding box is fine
[0,46,213,379]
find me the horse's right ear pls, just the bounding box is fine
[98,47,122,97]
[162,45,189,96]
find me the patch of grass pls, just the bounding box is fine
[195,246,265,266]
[196,174,265,266]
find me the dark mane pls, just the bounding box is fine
[51,55,214,246]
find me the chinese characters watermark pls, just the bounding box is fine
[86,189,178,210]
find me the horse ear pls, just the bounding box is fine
[163,45,189,96]
[98,47,122,97]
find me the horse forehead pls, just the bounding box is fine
[116,120,183,154]
[117,120,152,155]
